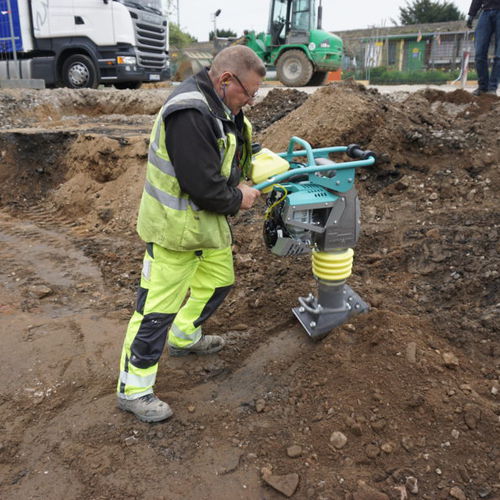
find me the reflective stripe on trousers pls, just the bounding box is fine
[117,244,234,398]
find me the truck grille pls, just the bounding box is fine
[130,12,167,70]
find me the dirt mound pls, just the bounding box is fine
[246,88,309,132]
[258,83,384,151]
[421,88,475,105]
[0,85,499,500]
[258,82,498,165]
[0,87,167,129]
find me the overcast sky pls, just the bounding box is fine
[175,0,473,41]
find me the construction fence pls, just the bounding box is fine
[337,24,488,82]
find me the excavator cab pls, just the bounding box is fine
[269,0,316,45]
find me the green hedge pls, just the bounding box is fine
[342,67,477,84]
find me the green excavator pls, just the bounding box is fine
[174,0,342,87]
[244,0,343,86]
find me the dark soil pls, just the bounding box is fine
[246,88,309,132]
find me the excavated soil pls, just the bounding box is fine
[0,81,499,500]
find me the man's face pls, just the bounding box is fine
[219,71,263,115]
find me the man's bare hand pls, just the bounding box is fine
[238,183,260,209]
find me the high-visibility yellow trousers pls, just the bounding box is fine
[117,243,234,400]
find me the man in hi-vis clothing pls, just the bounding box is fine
[116,46,265,422]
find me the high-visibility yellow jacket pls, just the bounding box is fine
[136,69,253,251]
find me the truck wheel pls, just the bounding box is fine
[61,54,98,89]
[276,50,313,87]
[308,71,328,86]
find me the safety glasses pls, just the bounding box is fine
[231,73,259,99]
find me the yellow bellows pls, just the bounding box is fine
[312,249,354,281]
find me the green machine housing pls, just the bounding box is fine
[244,0,343,87]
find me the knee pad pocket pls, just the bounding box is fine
[130,312,175,368]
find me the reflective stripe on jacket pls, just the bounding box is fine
[136,72,253,251]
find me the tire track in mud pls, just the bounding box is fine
[0,210,123,490]
[13,202,99,237]
[0,210,104,308]
[0,209,114,391]
[3,203,142,302]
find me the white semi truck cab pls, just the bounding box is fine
[0,0,170,88]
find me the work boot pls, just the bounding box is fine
[117,393,173,422]
[472,87,487,96]
[486,90,498,96]
[168,335,225,357]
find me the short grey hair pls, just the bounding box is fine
[209,45,266,79]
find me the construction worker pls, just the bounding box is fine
[116,46,265,422]
[467,0,500,95]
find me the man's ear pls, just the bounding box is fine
[220,72,232,87]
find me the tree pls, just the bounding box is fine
[398,0,465,25]
[209,28,238,41]
[169,23,197,49]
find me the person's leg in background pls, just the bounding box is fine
[474,10,495,93]
[487,9,500,92]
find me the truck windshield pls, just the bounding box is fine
[114,0,167,16]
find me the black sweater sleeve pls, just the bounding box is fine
[164,109,242,216]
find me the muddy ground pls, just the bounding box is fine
[0,82,498,500]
